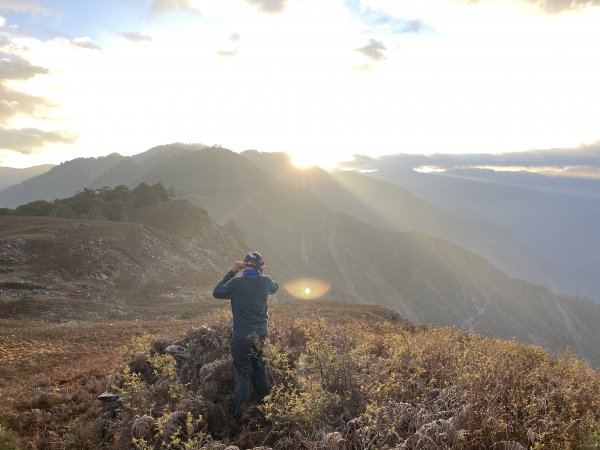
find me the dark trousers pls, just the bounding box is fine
[231,335,269,422]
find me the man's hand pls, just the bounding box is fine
[230,261,245,273]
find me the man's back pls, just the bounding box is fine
[213,272,278,338]
[212,252,279,423]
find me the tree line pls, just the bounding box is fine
[0,183,174,221]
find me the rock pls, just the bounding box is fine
[97,391,121,409]
[166,344,191,360]
[98,391,123,417]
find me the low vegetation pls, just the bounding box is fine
[0,182,173,221]
[2,302,599,449]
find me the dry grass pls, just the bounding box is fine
[0,317,216,450]
[2,301,599,449]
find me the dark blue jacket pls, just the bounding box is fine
[213,270,279,338]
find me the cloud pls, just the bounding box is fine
[0,52,48,80]
[72,37,101,50]
[340,143,600,172]
[0,127,76,153]
[0,83,50,120]
[0,45,75,154]
[398,19,425,33]
[119,31,152,42]
[0,0,49,15]
[465,0,600,13]
[150,0,196,15]
[356,39,386,61]
[345,2,428,34]
[523,0,600,13]
[245,0,288,14]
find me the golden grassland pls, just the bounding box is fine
[1,301,600,449]
[0,316,205,450]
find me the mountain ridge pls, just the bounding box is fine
[2,147,600,365]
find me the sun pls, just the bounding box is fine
[289,152,316,169]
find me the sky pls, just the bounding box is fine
[1,0,600,169]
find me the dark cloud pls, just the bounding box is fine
[120,31,152,42]
[339,143,600,172]
[0,52,48,80]
[150,0,196,15]
[356,39,387,61]
[0,127,76,153]
[0,83,50,120]
[245,0,288,14]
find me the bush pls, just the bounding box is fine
[100,312,600,449]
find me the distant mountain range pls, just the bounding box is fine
[1,144,600,364]
[0,164,54,192]
[242,151,561,295]
[352,165,600,302]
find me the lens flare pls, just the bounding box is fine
[283,278,331,300]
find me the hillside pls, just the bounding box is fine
[0,200,246,321]
[242,150,559,292]
[3,146,600,365]
[1,303,599,449]
[0,144,196,208]
[0,164,54,192]
[360,164,600,302]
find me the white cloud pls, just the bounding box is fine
[245,0,288,14]
[506,0,600,13]
[1,0,600,168]
[150,0,197,15]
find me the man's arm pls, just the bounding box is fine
[213,261,244,299]
[267,276,279,295]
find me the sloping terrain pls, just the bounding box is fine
[0,144,195,208]
[2,303,599,450]
[2,146,600,365]
[0,164,54,192]
[0,200,246,321]
[242,150,558,291]
[362,165,600,301]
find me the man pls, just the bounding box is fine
[212,251,279,423]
